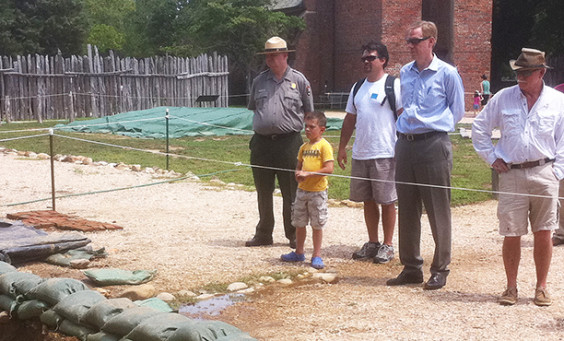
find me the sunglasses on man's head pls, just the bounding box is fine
[406,36,431,45]
[361,55,380,62]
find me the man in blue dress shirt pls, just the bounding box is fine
[386,21,465,290]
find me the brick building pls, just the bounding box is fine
[275,0,493,110]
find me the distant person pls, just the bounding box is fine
[480,74,491,106]
[472,48,564,306]
[473,90,482,116]
[246,36,314,248]
[551,83,564,247]
[338,41,401,264]
[281,111,334,269]
[386,21,465,290]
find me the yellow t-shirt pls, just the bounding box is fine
[297,138,334,192]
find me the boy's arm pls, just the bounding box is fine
[318,160,334,175]
[295,160,305,183]
[296,160,334,180]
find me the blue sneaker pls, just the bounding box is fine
[281,251,305,262]
[311,256,325,269]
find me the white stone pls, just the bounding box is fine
[210,178,225,186]
[227,282,248,292]
[82,157,93,165]
[178,290,197,297]
[156,292,176,302]
[259,276,275,283]
[277,278,293,285]
[37,153,50,160]
[69,259,90,269]
[237,287,255,294]
[312,272,338,283]
[119,284,156,300]
[131,164,142,172]
[195,293,215,301]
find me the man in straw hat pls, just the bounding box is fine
[472,48,564,306]
[246,36,314,248]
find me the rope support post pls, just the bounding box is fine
[165,108,170,170]
[49,129,56,211]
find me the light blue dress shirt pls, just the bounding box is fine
[396,55,465,134]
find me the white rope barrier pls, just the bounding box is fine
[47,133,561,201]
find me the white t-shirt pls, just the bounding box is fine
[345,74,402,160]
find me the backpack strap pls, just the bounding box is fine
[382,75,397,120]
[352,78,366,111]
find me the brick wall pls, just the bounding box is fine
[293,0,493,111]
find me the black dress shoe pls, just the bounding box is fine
[423,273,447,290]
[386,271,423,286]
[245,236,273,247]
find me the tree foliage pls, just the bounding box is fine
[0,0,86,56]
[530,0,564,55]
[83,0,134,53]
[182,0,305,73]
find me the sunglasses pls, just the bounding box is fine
[361,55,380,62]
[514,69,538,78]
[406,36,431,45]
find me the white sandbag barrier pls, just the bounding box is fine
[0,261,256,340]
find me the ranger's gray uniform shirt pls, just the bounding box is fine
[248,66,314,135]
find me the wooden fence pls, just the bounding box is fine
[0,45,229,122]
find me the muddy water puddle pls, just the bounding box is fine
[179,293,246,318]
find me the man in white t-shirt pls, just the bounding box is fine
[338,41,402,264]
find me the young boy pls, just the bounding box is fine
[281,111,334,269]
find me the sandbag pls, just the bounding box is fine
[40,309,64,328]
[53,290,106,325]
[166,322,218,341]
[81,297,136,329]
[59,319,96,341]
[198,320,245,339]
[0,261,17,275]
[27,278,89,305]
[215,334,257,341]
[83,268,156,286]
[86,331,120,341]
[0,294,14,312]
[167,320,249,341]
[46,247,107,267]
[134,297,173,312]
[15,299,49,319]
[0,272,43,298]
[101,306,164,337]
[123,312,193,341]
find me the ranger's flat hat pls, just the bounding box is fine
[257,36,295,54]
[510,48,551,71]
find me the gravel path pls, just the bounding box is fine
[2,151,564,340]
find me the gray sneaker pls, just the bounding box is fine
[374,244,394,264]
[352,241,381,260]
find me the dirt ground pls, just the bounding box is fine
[2,150,564,340]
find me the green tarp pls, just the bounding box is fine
[56,106,343,139]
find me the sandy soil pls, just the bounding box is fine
[2,151,564,340]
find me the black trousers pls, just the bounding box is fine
[249,132,303,242]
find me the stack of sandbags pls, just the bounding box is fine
[0,261,256,341]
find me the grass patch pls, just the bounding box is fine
[0,119,493,206]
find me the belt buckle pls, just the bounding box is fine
[271,134,278,140]
[406,134,415,141]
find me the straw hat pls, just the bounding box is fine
[257,36,295,54]
[509,48,551,71]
